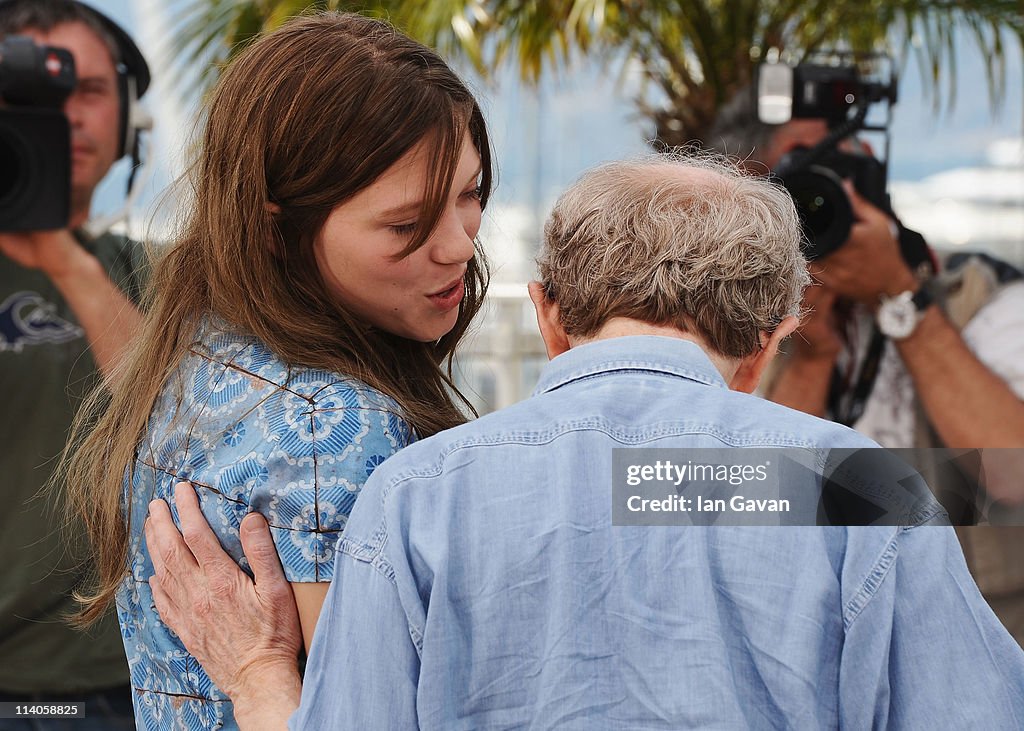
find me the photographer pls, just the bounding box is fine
[0,0,149,726]
[709,75,1024,646]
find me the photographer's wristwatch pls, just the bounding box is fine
[876,285,934,340]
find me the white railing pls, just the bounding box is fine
[454,282,548,415]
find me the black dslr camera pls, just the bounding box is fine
[756,53,898,259]
[0,36,76,232]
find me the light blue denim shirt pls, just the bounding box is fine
[293,336,1024,730]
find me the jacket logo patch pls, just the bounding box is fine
[0,291,83,353]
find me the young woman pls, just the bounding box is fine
[62,12,493,729]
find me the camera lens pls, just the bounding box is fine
[782,166,853,260]
[795,191,833,231]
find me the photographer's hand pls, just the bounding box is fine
[807,190,1024,499]
[0,228,142,379]
[813,187,917,306]
[766,283,841,417]
[0,228,81,275]
[791,283,842,361]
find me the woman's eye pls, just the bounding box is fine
[462,186,483,201]
[389,222,418,236]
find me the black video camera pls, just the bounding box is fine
[756,53,898,259]
[0,35,76,232]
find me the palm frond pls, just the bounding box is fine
[169,0,1024,143]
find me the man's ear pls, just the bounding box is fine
[729,315,799,393]
[528,281,570,360]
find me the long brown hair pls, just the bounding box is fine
[62,12,494,625]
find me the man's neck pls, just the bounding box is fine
[568,318,738,381]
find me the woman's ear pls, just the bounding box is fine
[264,202,286,257]
[527,281,570,360]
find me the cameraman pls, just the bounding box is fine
[0,0,148,726]
[709,87,1024,645]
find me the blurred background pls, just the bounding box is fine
[88,0,1023,413]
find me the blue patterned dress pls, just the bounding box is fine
[117,318,415,730]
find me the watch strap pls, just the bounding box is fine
[911,281,934,311]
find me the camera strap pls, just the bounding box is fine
[829,326,886,427]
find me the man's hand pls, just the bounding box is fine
[766,283,841,417]
[146,482,302,729]
[813,187,917,305]
[791,283,842,363]
[0,229,83,279]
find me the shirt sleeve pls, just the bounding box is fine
[961,280,1024,399]
[289,539,420,729]
[838,524,1024,728]
[248,382,414,583]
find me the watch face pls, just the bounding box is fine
[877,292,918,339]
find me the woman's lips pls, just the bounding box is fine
[428,278,465,311]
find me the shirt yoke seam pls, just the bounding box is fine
[380,421,826,489]
[340,423,827,558]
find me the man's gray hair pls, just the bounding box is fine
[537,153,810,358]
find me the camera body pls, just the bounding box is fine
[0,35,76,232]
[756,54,897,259]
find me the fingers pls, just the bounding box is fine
[145,500,202,609]
[146,496,198,574]
[145,498,202,639]
[811,290,838,321]
[239,512,290,592]
[845,184,892,231]
[799,282,838,327]
[817,287,837,309]
[149,574,183,637]
[174,482,231,569]
[802,282,836,309]
[844,184,870,221]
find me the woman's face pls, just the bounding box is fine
[314,131,483,342]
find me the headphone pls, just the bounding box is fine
[76,1,152,164]
[0,0,152,163]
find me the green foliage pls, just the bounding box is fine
[171,0,1024,144]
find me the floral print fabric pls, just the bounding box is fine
[117,319,413,729]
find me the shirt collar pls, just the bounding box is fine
[532,335,729,396]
